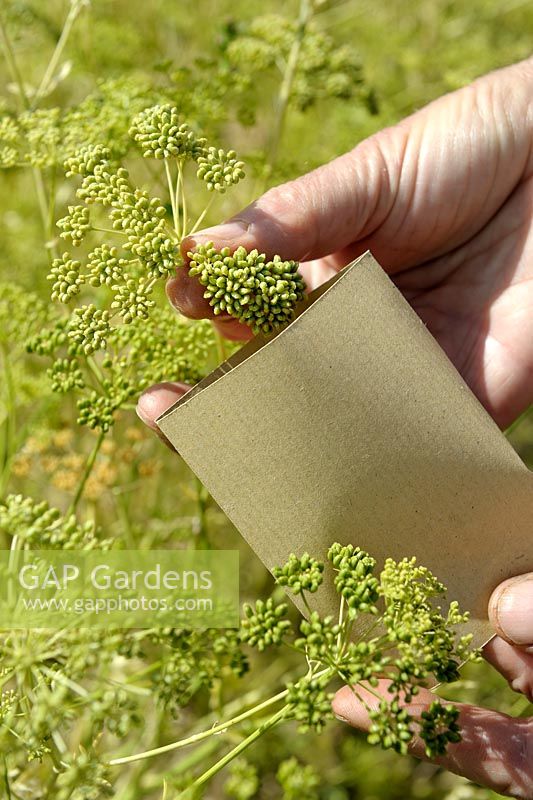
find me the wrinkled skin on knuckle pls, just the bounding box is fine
[256,180,320,258]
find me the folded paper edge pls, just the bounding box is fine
[156,250,372,426]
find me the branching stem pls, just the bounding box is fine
[67,429,105,515]
[108,687,289,766]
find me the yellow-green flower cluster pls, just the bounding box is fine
[48,357,85,393]
[55,750,113,800]
[273,551,324,595]
[68,305,111,355]
[65,145,178,280]
[196,147,245,192]
[286,674,333,733]
[110,278,155,323]
[224,15,367,112]
[47,253,85,303]
[329,543,380,616]
[240,598,291,651]
[239,542,477,759]
[188,243,305,334]
[129,104,206,159]
[0,494,108,550]
[57,205,91,246]
[224,759,259,800]
[276,758,320,800]
[87,245,123,286]
[34,104,245,436]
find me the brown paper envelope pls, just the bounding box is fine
[157,251,533,647]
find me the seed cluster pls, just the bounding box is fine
[0,494,109,549]
[240,598,292,651]
[188,243,306,334]
[196,147,245,192]
[47,253,85,303]
[129,104,206,160]
[225,14,365,111]
[57,205,91,246]
[238,542,477,755]
[273,551,324,594]
[65,145,178,280]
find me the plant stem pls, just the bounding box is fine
[108,687,289,766]
[187,705,289,793]
[67,430,105,515]
[178,160,188,237]
[190,195,215,236]
[33,0,86,105]
[92,225,128,236]
[0,344,16,495]
[0,13,30,111]
[194,476,210,549]
[165,160,179,236]
[0,14,62,258]
[215,330,228,363]
[3,757,12,800]
[32,167,58,261]
[86,355,105,387]
[505,404,532,436]
[266,0,313,178]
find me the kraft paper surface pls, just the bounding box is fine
[157,251,533,647]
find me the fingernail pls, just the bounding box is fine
[493,575,533,646]
[334,712,349,723]
[188,220,249,247]
[135,401,152,427]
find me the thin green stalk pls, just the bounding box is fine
[505,404,532,436]
[194,476,209,550]
[190,194,215,235]
[336,593,345,651]
[266,0,313,177]
[33,0,86,106]
[0,14,30,111]
[108,687,289,766]
[0,18,58,255]
[165,159,179,236]
[32,167,58,261]
[178,160,188,237]
[92,225,128,236]
[0,344,16,494]
[67,429,105,515]
[86,355,105,386]
[187,706,289,793]
[3,757,12,800]
[215,330,228,363]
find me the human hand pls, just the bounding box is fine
[137,57,532,431]
[134,61,533,796]
[333,574,533,799]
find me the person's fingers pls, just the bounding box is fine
[332,682,533,798]
[482,574,533,701]
[180,59,530,270]
[137,381,190,429]
[489,573,533,649]
[165,270,214,320]
[483,637,533,703]
[136,382,190,449]
[171,59,531,324]
[167,252,339,339]
[180,130,396,266]
[165,275,253,341]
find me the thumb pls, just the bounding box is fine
[489,573,533,648]
[181,133,395,264]
[168,133,399,323]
